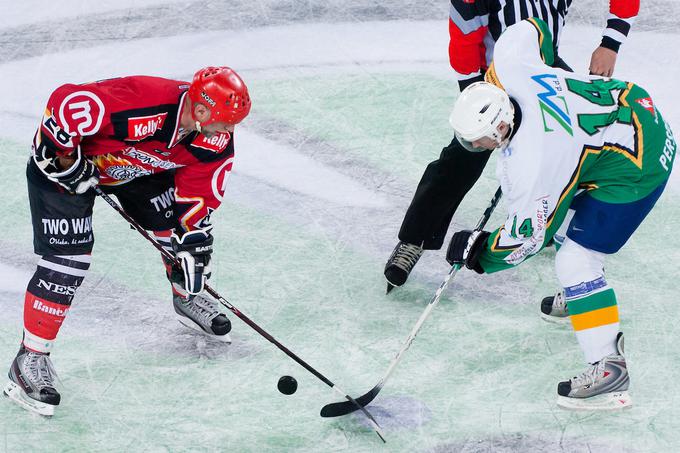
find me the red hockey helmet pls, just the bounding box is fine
[188,66,251,126]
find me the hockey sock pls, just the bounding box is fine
[154,230,186,298]
[23,255,90,353]
[565,276,619,363]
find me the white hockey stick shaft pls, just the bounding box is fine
[369,187,503,397]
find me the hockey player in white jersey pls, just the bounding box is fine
[446,18,676,410]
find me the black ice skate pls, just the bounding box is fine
[4,345,61,417]
[173,293,232,343]
[540,290,569,324]
[384,241,424,294]
[557,332,632,410]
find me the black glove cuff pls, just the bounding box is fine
[465,230,490,274]
[172,229,214,256]
[58,158,94,184]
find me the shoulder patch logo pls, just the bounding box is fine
[127,113,168,140]
[58,91,105,136]
[191,132,231,153]
[635,97,656,116]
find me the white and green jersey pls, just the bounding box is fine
[478,18,676,273]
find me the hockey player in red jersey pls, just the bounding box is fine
[4,66,251,416]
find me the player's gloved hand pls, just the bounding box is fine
[52,154,100,194]
[446,229,490,274]
[171,228,214,295]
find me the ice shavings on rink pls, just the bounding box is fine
[1,1,680,452]
[350,396,432,430]
[236,129,389,208]
[0,263,31,294]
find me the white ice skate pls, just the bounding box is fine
[173,293,232,343]
[557,332,632,411]
[4,346,61,417]
[540,290,570,324]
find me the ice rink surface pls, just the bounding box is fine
[1,1,679,451]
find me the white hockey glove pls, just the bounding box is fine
[171,228,214,296]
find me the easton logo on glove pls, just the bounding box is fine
[446,229,490,274]
[171,228,214,295]
[50,152,100,195]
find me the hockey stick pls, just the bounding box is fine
[93,186,386,442]
[320,186,503,418]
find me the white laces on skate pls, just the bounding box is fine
[391,243,423,271]
[554,291,567,311]
[185,294,220,324]
[24,352,60,390]
[570,360,606,388]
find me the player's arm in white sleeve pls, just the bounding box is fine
[477,160,583,274]
[477,173,554,273]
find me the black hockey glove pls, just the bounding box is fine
[446,229,490,274]
[171,228,214,296]
[52,155,100,194]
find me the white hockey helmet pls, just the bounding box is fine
[449,82,514,152]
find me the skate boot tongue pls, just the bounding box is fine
[384,242,424,288]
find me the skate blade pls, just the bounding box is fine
[540,313,571,325]
[557,391,632,411]
[176,313,232,344]
[3,381,56,417]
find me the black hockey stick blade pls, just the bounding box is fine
[386,283,395,295]
[321,383,382,417]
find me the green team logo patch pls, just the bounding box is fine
[532,74,573,136]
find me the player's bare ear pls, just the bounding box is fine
[193,103,211,122]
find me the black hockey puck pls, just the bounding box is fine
[278,375,297,395]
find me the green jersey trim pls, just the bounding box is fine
[527,18,555,66]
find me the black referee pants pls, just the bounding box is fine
[397,137,491,250]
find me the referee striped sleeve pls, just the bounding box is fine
[601,0,640,52]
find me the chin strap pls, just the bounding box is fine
[194,120,203,133]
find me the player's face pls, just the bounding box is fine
[201,121,235,138]
[470,136,501,150]
[469,122,511,151]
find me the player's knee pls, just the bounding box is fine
[29,255,91,304]
[554,238,605,288]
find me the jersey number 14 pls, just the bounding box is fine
[565,78,633,136]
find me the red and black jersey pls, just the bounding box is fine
[32,75,235,231]
[448,0,640,85]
